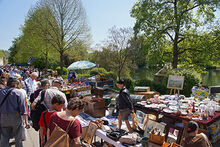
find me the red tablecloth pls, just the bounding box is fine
[135,104,220,127]
[161,111,220,127]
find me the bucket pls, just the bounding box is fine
[103,96,112,106]
[141,137,149,147]
[108,107,115,115]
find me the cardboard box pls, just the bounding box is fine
[84,101,106,118]
[149,133,165,145]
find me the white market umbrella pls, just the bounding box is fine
[67,61,96,70]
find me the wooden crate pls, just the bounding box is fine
[94,87,104,98]
[149,133,165,145]
[84,101,106,118]
[134,91,160,99]
[134,86,150,92]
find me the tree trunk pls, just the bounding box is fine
[45,51,48,70]
[172,41,178,69]
[172,0,179,69]
[118,67,121,80]
[60,51,64,75]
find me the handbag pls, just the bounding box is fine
[119,133,138,145]
[45,119,75,147]
[130,112,138,130]
[106,128,128,141]
[21,120,27,141]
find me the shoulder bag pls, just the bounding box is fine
[0,88,14,108]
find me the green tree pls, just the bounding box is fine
[105,26,134,80]
[64,40,90,66]
[8,37,21,64]
[90,47,115,72]
[179,27,220,71]
[21,6,60,69]
[131,0,220,69]
[34,0,90,75]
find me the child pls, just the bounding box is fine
[38,95,65,147]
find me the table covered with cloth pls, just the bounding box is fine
[135,104,220,143]
[77,113,125,147]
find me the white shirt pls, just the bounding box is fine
[25,77,37,93]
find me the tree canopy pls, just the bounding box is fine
[131,0,220,69]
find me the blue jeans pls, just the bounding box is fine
[0,113,23,147]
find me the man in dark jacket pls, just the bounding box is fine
[116,79,134,133]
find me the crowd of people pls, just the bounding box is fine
[0,66,84,147]
[0,66,214,147]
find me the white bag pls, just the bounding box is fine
[21,125,27,141]
[119,133,138,145]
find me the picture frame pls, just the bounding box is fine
[167,75,184,90]
[144,119,165,138]
[83,121,99,144]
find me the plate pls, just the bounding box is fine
[181,111,187,115]
[163,108,173,113]
[180,105,188,109]
[169,106,178,111]
[158,104,167,108]
[192,117,199,120]
[169,101,178,106]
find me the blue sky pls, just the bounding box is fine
[0,0,219,51]
[0,0,136,50]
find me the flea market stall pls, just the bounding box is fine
[134,95,220,145]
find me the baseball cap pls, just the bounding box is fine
[187,121,199,133]
[117,79,125,85]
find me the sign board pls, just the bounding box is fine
[167,75,184,90]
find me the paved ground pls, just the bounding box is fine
[10,127,39,147]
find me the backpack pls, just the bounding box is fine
[30,89,47,131]
[45,119,75,147]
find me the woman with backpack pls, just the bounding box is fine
[46,98,84,147]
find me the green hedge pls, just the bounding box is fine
[135,79,169,95]
[90,68,117,80]
[165,69,200,97]
[132,68,200,96]
[104,71,117,81]
[56,67,68,75]
[124,78,135,93]
[90,67,107,76]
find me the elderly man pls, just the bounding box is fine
[25,72,38,94]
[22,70,30,81]
[0,77,29,147]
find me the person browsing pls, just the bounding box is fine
[39,95,65,147]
